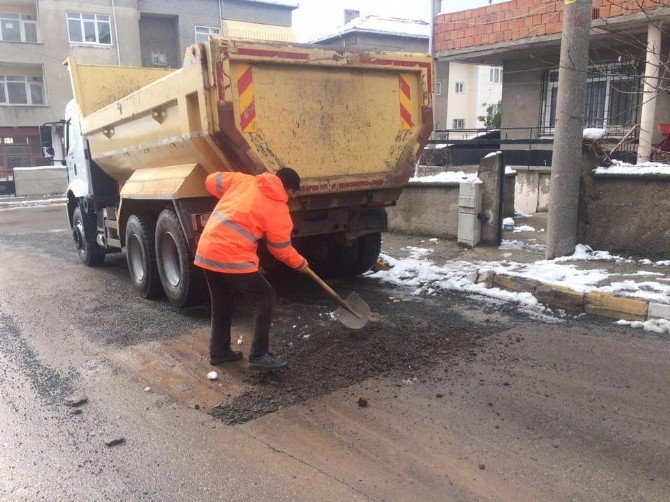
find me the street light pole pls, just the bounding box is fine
[545,0,593,259]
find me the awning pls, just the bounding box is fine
[221,20,296,43]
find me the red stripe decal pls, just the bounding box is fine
[237,66,253,95]
[399,76,410,99]
[400,105,413,127]
[240,103,256,130]
[236,48,310,60]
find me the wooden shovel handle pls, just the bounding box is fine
[304,267,362,318]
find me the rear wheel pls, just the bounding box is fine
[125,214,162,298]
[300,232,382,279]
[155,209,205,307]
[72,206,105,266]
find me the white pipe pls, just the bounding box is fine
[218,0,223,29]
[111,0,121,65]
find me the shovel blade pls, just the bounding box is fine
[334,292,371,330]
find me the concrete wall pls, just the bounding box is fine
[578,150,670,259]
[514,167,551,214]
[222,0,293,27]
[387,183,460,239]
[500,57,549,139]
[13,166,67,196]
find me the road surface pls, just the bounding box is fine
[0,205,668,501]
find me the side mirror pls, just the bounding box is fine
[39,124,53,149]
[44,146,55,158]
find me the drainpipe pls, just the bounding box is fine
[111,0,121,65]
[430,0,440,130]
[637,21,662,164]
[218,0,223,30]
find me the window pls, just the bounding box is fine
[453,119,465,129]
[489,66,503,84]
[151,50,168,67]
[541,61,641,132]
[435,81,442,96]
[0,75,45,105]
[195,25,220,44]
[455,82,464,93]
[67,13,111,45]
[0,13,38,43]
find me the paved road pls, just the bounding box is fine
[0,205,668,501]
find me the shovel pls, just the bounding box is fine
[304,267,371,330]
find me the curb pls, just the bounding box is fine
[488,272,668,323]
[0,198,67,209]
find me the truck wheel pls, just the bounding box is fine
[155,209,205,307]
[350,232,382,275]
[125,215,162,298]
[72,207,104,266]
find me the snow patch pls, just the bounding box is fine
[513,225,536,233]
[409,171,481,184]
[583,128,606,140]
[616,319,670,334]
[595,159,670,176]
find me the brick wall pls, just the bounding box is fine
[435,0,667,52]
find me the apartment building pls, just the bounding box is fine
[0,0,297,176]
[433,0,670,161]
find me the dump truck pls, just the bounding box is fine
[41,38,433,307]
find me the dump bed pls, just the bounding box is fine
[71,38,433,201]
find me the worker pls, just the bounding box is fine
[195,167,308,370]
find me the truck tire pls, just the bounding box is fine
[72,206,105,266]
[155,209,205,307]
[350,231,382,276]
[125,214,162,298]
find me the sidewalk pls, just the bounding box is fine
[376,213,670,333]
[0,194,67,209]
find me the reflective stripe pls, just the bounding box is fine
[195,254,256,271]
[211,211,258,243]
[215,172,223,196]
[267,239,292,249]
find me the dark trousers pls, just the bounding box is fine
[204,269,276,359]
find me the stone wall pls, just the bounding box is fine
[13,167,67,196]
[578,150,670,259]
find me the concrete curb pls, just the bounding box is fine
[488,272,668,322]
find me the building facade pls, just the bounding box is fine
[434,0,670,161]
[0,0,297,178]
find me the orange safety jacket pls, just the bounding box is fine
[194,171,308,274]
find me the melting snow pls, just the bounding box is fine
[595,159,670,176]
[583,128,606,140]
[409,171,481,184]
[616,319,670,334]
[513,225,536,233]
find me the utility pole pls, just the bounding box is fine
[545,0,593,260]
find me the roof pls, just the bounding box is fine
[221,20,296,42]
[234,0,299,9]
[309,15,430,43]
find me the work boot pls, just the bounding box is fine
[210,350,243,366]
[248,353,287,370]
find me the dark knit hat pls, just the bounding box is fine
[276,167,301,191]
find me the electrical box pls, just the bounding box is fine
[458,181,482,247]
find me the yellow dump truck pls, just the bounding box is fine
[41,38,433,306]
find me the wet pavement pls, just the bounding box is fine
[0,205,668,500]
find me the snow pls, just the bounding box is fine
[245,0,298,8]
[310,15,429,43]
[595,159,670,176]
[616,319,670,334]
[499,239,545,253]
[583,128,606,140]
[513,225,536,233]
[505,166,517,174]
[207,371,218,381]
[484,151,502,159]
[0,197,66,210]
[373,243,670,314]
[409,171,481,184]
[12,166,65,171]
